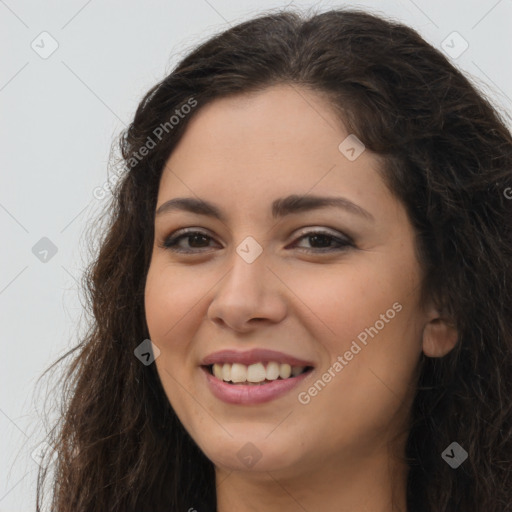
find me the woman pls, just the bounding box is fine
[37,7,512,512]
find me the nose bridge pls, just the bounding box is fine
[207,237,286,329]
[224,239,269,299]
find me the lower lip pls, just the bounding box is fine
[201,366,312,405]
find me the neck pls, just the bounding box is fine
[215,441,409,512]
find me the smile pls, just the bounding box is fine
[200,364,314,405]
[205,361,312,384]
[200,348,315,404]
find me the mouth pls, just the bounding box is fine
[201,363,314,405]
[201,362,314,385]
[200,348,316,404]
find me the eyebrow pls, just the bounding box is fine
[155,194,374,222]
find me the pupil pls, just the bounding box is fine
[190,234,208,247]
[310,234,330,247]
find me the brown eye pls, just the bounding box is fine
[292,229,353,253]
[160,227,354,254]
[161,229,219,253]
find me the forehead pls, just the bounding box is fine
[156,85,397,227]
[173,84,346,154]
[162,86,379,183]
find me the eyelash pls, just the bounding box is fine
[159,228,354,254]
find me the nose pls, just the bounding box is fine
[207,248,287,333]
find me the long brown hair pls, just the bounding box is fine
[36,7,512,511]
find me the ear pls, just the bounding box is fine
[422,306,458,358]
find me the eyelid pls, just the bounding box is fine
[158,227,221,250]
[291,226,354,244]
[161,226,351,244]
[159,225,355,253]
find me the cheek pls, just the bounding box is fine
[144,262,204,403]
[294,317,421,457]
[145,263,204,425]
[144,261,205,343]
[281,260,399,351]
[290,258,421,427]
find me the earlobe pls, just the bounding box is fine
[422,312,458,358]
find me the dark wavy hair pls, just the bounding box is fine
[36,7,512,512]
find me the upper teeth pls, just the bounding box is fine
[212,362,306,383]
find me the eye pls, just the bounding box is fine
[290,228,354,253]
[159,228,219,253]
[159,227,354,254]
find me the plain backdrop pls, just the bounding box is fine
[1,0,511,510]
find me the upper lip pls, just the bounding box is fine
[201,349,315,367]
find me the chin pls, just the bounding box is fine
[198,434,304,474]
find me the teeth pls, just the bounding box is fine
[247,363,266,382]
[222,363,231,381]
[291,366,303,376]
[279,363,291,379]
[213,363,223,379]
[231,363,247,383]
[210,362,307,383]
[266,361,280,380]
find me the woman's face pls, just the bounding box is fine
[144,84,430,476]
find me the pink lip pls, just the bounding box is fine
[201,348,314,367]
[201,366,313,405]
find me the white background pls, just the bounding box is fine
[1,0,511,510]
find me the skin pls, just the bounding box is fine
[144,84,458,511]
